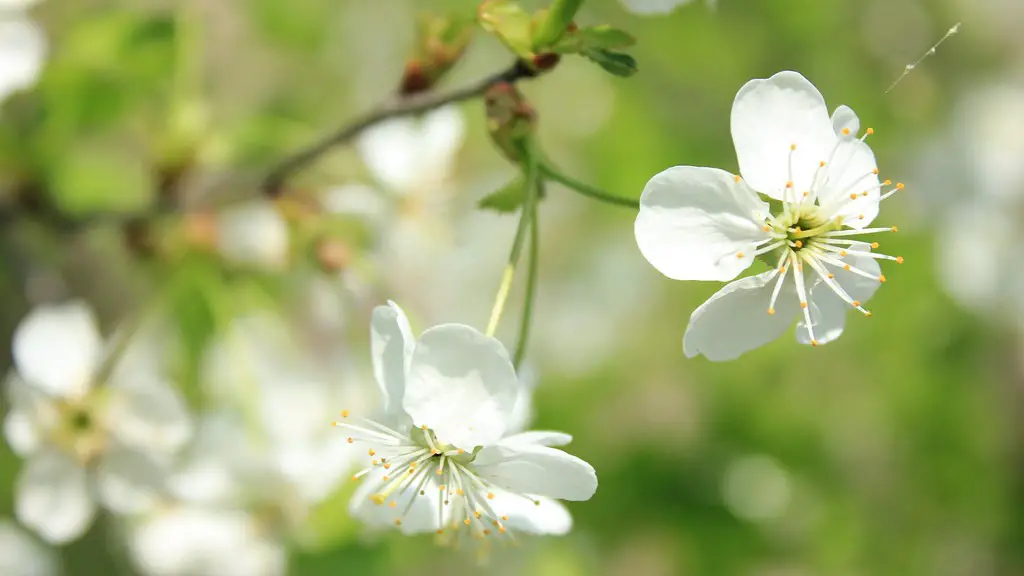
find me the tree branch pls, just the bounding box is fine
[261,59,538,197]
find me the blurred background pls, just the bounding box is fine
[0,0,1021,574]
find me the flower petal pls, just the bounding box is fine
[732,71,836,197]
[13,301,101,398]
[403,324,520,449]
[0,519,60,576]
[501,431,573,447]
[796,245,881,346]
[0,16,46,104]
[635,166,770,281]
[683,270,800,361]
[831,105,860,136]
[16,450,96,544]
[2,375,56,456]
[370,301,415,417]
[489,492,572,535]
[817,138,881,228]
[107,380,192,455]
[472,443,597,501]
[356,106,464,193]
[95,448,166,515]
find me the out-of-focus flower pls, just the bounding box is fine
[215,201,290,270]
[336,301,596,540]
[0,519,59,576]
[0,0,45,105]
[4,301,192,543]
[635,71,902,360]
[351,106,466,296]
[722,455,792,522]
[913,81,1024,325]
[125,313,366,576]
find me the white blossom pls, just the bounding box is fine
[0,519,59,576]
[635,71,903,361]
[215,201,290,270]
[0,0,45,105]
[335,301,597,541]
[4,301,191,543]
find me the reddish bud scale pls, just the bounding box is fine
[531,52,561,72]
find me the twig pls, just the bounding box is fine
[885,22,962,94]
[540,163,639,209]
[262,59,538,197]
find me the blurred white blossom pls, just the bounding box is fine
[4,301,191,543]
[636,70,899,360]
[0,0,45,105]
[215,202,290,270]
[913,80,1024,326]
[0,519,59,576]
[336,302,596,540]
[620,0,713,15]
[124,312,367,576]
[722,455,792,522]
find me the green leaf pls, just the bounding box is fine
[478,0,536,60]
[478,176,526,213]
[552,25,636,54]
[582,48,639,77]
[478,175,548,213]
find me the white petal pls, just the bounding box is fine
[635,166,770,281]
[13,301,101,398]
[796,246,881,346]
[16,450,96,544]
[95,448,166,515]
[349,468,440,534]
[817,138,880,228]
[370,301,415,417]
[830,105,860,136]
[683,271,800,361]
[0,520,59,576]
[356,106,464,193]
[501,431,573,447]
[488,493,572,535]
[2,375,55,456]
[472,443,597,501]
[216,202,289,270]
[731,71,836,197]
[0,16,46,104]
[504,365,538,435]
[107,380,192,455]
[619,0,695,15]
[403,324,520,449]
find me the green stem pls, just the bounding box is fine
[540,163,639,209]
[485,141,539,338]
[513,180,541,368]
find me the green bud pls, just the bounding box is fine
[400,14,475,95]
[532,0,585,50]
[484,82,536,162]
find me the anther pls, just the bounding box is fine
[368,449,375,456]
[870,242,879,249]
[891,226,898,232]
[439,485,446,491]
[487,493,495,500]
[457,449,464,455]
[811,340,819,347]
[800,301,808,309]
[852,300,861,307]
[842,128,851,135]
[794,240,803,248]
[456,489,464,496]
[839,250,847,257]
[786,181,793,188]
[382,475,389,481]
[896,256,904,264]
[843,265,851,271]
[419,490,425,496]
[878,275,886,283]
[436,529,444,535]
[395,519,402,526]
[827,273,835,279]
[762,225,772,232]
[883,179,892,186]
[474,511,482,518]
[736,252,744,258]
[383,463,391,469]
[790,143,797,150]
[849,193,858,200]
[733,175,741,183]
[464,519,471,525]
[340,410,350,418]
[896,182,905,190]
[436,468,443,475]
[502,515,509,521]
[872,168,879,175]
[819,160,826,167]
[388,501,397,508]
[347,437,353,444]
[767,308,776,315]
[483,529,492,536]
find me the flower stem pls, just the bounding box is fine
[540,163,639,209]
[486,142,540,338]
[513,180,541,368]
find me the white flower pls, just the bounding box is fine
[335,301,597,540]
[0,519,59,576]
[0,0,45,105]
[4,301,192,543]
[635,71,904,361]
[215,201,290,270]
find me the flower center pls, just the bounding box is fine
[53,395,109,465]
[334,411,533,543]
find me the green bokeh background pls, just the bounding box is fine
[1,0,1020,574]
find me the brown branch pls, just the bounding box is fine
[261,59,538,197]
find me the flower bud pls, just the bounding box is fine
[400,14,475,96]
[485,82,536,162]
[314,237,352,273]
